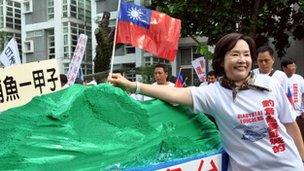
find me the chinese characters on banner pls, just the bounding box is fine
[0,59,61,112]
[192,57,206,83]
[157,153,222,171]
[66,34,87,86]
[0,38,21,66]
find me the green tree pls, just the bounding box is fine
[151,0,304,58]
[0,31,6,51]
[94,12,114,73]
[137,65,156,84]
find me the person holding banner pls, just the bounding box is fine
[108,33,304,170]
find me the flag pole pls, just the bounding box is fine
[109,0,122,75]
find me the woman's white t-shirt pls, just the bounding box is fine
[190,74,303,171]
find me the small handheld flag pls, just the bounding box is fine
[175,71,184,87]
[287,87,294,108]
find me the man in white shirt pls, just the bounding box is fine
[252,45,288,92]
[199,70,218,86]
[281,58,304,141]
[131,64,174,101]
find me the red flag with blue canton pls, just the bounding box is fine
[287,87,295,108]
[175,71,184,87]
[116,0,181,61]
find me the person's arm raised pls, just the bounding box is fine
[108,73,193,106]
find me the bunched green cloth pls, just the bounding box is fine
[0,84,221,170]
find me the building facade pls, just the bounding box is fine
[21,0,93,74]
[0,0,21,53]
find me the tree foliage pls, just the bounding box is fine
[94,12,114,73]
[0,31,6,51]
[137,65,156,84]
[151,0,304,58]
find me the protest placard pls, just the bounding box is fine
[0,59,61,111]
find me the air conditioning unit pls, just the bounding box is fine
[23,0,33,14]
[23,40,34,53]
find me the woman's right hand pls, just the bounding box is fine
[107,73,136,92]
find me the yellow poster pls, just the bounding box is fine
[0,59,61,111]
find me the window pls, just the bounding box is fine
[15,9,21,14]
[23,1,33,13]
[48,29,55,59]
[6,17,13,22]
[71,0,77,5]
[47,0,54,19]
[7,1,13,6]
[15,19,21,25]
[23,40,34,53]
[26,30,43,38]
[125,46,135,54]
[180,48,192,65]
[15,2,21,8]
[64,35,68,45]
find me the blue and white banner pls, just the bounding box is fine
[0,38,21,67]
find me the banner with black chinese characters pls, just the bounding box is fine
[0,37,21,67]
[0,59,61,112]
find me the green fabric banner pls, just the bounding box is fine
[0,84,221,170]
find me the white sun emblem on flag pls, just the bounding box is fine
[127,7,143,21]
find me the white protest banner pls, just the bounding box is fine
[0,38,21,66]
[157,153,223,171]
[66,34,87,86]
[0,59,61,112]
[192,57,206,82]
[76,68,84,82]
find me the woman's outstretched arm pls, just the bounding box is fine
[108,73,193,106]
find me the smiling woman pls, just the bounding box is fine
[108,33,304,170]
[222,39,252,85]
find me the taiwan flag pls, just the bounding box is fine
[116,0,181,61]
[175,71,184,88]
[287,87,295,108]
